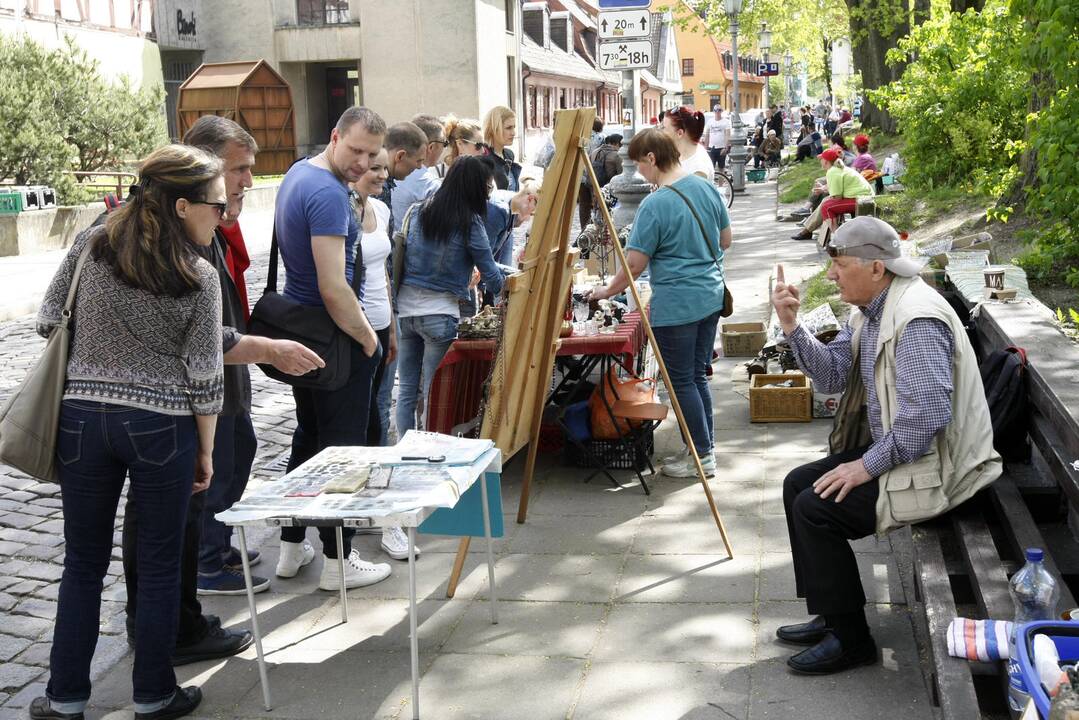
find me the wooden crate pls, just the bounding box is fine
[721,322,767,357]
[750,373,812,423]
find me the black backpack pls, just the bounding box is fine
[590,146,615,188]
[979,346,1030,462]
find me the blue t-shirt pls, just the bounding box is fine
[626,174,731,327]
[274,159,360,307]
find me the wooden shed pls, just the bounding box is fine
[177,60,297,175]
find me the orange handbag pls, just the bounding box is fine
[588,366,657,439]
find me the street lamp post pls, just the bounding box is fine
[724,0,746,192]
[758,22,772,114]
[784,51,793,110]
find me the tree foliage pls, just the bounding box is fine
[871,2,1027,189]
[0,35,165,202]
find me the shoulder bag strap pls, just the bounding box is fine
[665,184,721,268]
[61,237,96,324]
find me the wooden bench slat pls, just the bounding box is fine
[989,478,1078,609]
[911,522,984,720]
[952,513,1015,620]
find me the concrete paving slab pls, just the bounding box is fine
[440,599,605,658]
[646,481,763,518]
[758,552,906,605]
[713,452,768,483]
[523,477,653,520]
[468,553,625,603]
[632,513,761,556]
[595,603,757,664]
[616,553,757,604]
[762,423,832,455]
[571,661,750,720]
[509,513,640,555]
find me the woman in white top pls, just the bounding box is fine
[661,106,714,180]
[350,148,416,561]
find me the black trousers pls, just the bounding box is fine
[577,183,594,231]
[366,326,392,447]
[280,339,381,558]
[123,489,207,647]
[782,446,878,617]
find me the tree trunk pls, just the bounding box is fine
[913,0,931,25]
[950,0,986,12]
[845,0,910,132]
[823,36,834,103]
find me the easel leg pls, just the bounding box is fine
[581,148,735,559]
[408,527,420,720]
[445,537,471,598]
[480,472,498,624]
[336,526,348,623]
[239,527,272,711]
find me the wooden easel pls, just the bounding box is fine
[445,108,593,597]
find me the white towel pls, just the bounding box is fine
[947,618,1013,661]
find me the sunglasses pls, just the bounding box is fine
[430,139,449,147]
[460,138,491,155]
[190,200,228,219]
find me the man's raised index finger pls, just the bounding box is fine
[776,264,785,285]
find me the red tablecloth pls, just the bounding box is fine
[426,311,646,435]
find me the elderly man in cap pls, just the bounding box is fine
[770,216,1001,675]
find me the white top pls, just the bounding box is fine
[398,284,460,320]
[704,116,731,148]
[359,198,392,331]
[682,145,715,180]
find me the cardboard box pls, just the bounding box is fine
[750,373,812,423]
[721,322,767,357]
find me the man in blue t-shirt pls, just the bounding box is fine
[273,106,392,591]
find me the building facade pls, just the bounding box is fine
[670,1,764,115]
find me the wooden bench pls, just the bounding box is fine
[910,294,1079,719]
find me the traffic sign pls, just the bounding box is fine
[598,0,650,8]
[598,10,651,39]
[598,39,654,70]
[758,62,780,76]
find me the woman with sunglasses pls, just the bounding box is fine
[427,115,487,180]
[661,105,714,181]
[395,156,508,435]
[483,105,521,191]
[32,144,225,720]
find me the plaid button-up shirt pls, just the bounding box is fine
[786,286,955,477]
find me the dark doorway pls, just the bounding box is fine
[325,67,359,135]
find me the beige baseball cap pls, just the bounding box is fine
[830,216,924,277]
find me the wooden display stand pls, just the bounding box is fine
[444,117,734,596]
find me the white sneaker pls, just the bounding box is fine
[380,526,420,561]
[275,539,315,578]
[318,549,392,590]
[659,445,689,465]
[661,454,717,478]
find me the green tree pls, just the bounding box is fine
[0,35,165,202]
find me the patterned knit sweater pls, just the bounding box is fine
[37,227,224,416]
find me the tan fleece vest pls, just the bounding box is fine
[829,275,1002,534]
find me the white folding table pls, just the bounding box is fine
[216,435,501,720]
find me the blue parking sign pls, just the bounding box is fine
[599,0,651,7]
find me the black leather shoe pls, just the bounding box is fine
[171,623,253,667]
[791,208,813,218]
[791,230,815,241]
[776,615,830,645]
[134,686,202,720]
[786,632,878,675]
[29,698,84,720]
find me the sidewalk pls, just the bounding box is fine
[0,181,935,720]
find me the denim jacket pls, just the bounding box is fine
[402,209,506,302]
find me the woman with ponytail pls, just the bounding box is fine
[33,144,225,720]
[427,115,487,180]
[661,105,715,180]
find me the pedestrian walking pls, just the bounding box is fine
[32,144,226,720]
[703,105,731,170]
[661,106,713,180]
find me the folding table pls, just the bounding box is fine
[216,433,502,720]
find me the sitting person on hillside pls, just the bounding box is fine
[769,217,1001,674]
[795,125,822,162]
[830,133,857,165]
[851,134,877,172]
[791,147,873,241]
[755,130,783,168]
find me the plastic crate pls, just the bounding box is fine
[750,373,812,423]
[564,425,654,471]
[0,192,22,215]
[747,168,767,183]
[721,322,767,357]
[1014,620,1079,719]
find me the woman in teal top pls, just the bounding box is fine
[590,129,732,477]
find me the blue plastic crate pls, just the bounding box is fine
[1014,620,1079,718]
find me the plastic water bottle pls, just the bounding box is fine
[1007,548,1061,717]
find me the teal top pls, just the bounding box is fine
[626,174,731,327]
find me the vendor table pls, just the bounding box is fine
[427,310,648,435]
[216,432,502,720]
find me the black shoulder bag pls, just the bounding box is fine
[247,207,366,391]
[666,184,734,318]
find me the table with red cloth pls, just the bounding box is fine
[426,311,647,435]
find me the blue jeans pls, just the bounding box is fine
[651,310,721,457]
[49,400,197,710]
[281,339,381,556]
[395,314,458,434]
[198,412,257,574]
[374,322,397,445]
